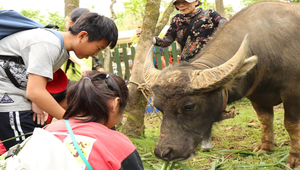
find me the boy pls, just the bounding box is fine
[62,8,102,81]
[0,12,118,150]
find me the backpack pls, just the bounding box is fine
[0,128,81,170]
[0,10,64,89]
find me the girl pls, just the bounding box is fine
[45,71,144,170]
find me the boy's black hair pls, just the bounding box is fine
[63,71,129,125]
[69,13,118,49]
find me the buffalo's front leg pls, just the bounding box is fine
[251,101,275,152]
[201,128,212,152]
[283,101,300,169]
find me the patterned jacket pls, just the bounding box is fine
[155,8,227,61]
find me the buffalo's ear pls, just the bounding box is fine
[235,55,258,77]
[222,55,257,90]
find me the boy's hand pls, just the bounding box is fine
[69,51,92,76]
[97,67,105,72]
[31,102,48,125]
[136,26,142,37]
[27,73,65,119]
[80,61,92,76]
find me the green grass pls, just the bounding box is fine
[124,98,291,170]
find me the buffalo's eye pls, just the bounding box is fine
[184,104,195,111]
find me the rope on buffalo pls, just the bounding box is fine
[129,81,162,121]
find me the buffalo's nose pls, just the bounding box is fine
[154,147,173,161]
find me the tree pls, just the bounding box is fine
[224,5,234,19]
[154,1,175,36]
[20,10,47,25]
[64,0,79,31]
[122,0,163,137]
[20,9,65,31]
[121,0,176,137]
[118,0,176,32]
[103,0,117,72]
[115,0,148,32]
[114,11,143,31]
[48,12,65,31]
[203,2,234,19]
[123,0,147,18]
[215,0,225,17]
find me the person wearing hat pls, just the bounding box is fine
[136,0,227,62]
[0,11,118,150]
[32,68,71,125]
[61,8,105,82]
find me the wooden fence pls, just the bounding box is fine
[97,42,180,80]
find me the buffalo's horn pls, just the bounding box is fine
[189,34,250,92]
[143,45,162,86]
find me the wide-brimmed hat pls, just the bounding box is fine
[46,68,68,94]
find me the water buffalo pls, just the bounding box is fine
[143,1,300,168]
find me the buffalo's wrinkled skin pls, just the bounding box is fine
[143,2,300,168]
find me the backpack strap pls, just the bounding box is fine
[45,24,59,30]
[48,29,64,53]
[65,59,71,73]
[0,55,24,64]
[180,12,201,52]
[64,59,76,74]
[65,119,94,170]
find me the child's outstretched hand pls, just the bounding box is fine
[32,102,48,125]
[136,26,142,37]
[80,61,92,76]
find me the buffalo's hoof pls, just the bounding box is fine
[253,142,274,153]
[287,153,300,169]
[201,139,212,152]
[201,147,211,152]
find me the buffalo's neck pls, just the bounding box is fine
[193,44,241,68]
[226,76,255,105]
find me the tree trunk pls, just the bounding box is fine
[103,48,111,72]
[110,0,117,20]
[64,0,79,31]
[122,0,161,137]
[102,0,117,72]
[154,0,175,36]
[215,0,225,17]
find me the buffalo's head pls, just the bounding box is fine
[143,35,258,161]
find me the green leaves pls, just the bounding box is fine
[20,9,65,31]
[123,0,147,17]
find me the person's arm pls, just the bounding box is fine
[154,16,178,48]
[136,26,142,37]
[120,150,144,170]
[210,9,227,27]
[26,74,65,120]
[69,51,91,76]
[136,26,156,44]
[96,67,105,72]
